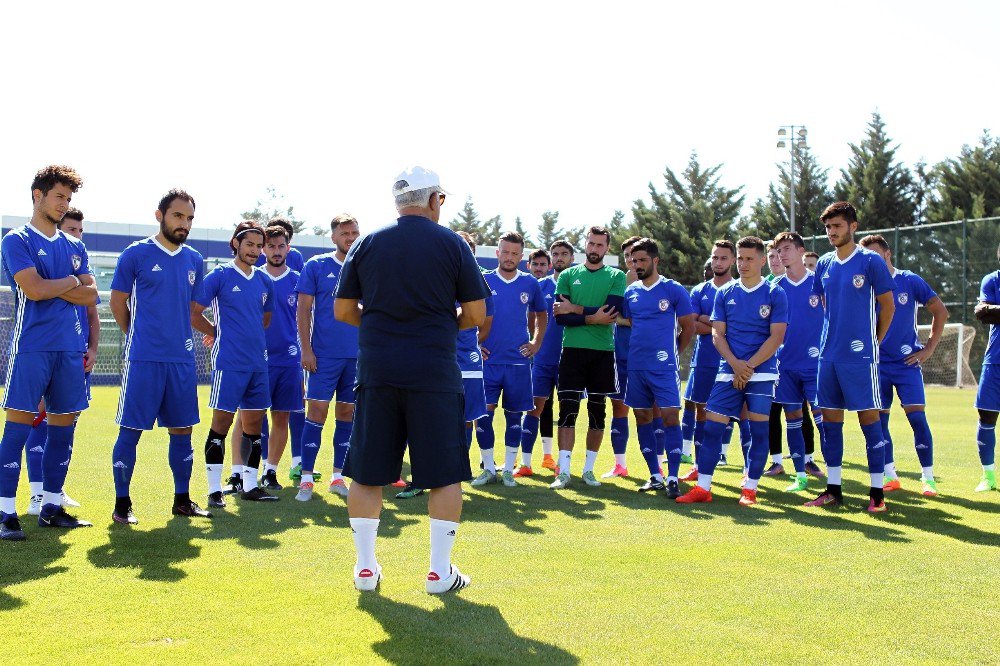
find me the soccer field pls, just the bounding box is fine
[1,386,997,664]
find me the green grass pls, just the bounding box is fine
[1,386,997,664]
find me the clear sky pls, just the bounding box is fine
[1,1,996,238]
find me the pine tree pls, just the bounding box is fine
[479,215,502,246]
[536,211,565,250]
[927,132,1000,222]
[449,197,484,241]
[242,187,307,234]
[513,216,533,247]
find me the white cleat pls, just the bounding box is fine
[295,481,314,502]
[426,564,471,595]
[500,470,518,487]
[470,470,497,487]
[61,491,81,508]
[549,472,570,489]
[328,479,349,497]
[28,494,42,516]
[354,565,382,592]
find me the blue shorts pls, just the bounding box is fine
[817,360,882,412]
[532,362,558,399]
[117,360,199,430]
[268,364,304,412]
[208,369,270,413]
[775,367,819,407]
[305,357,357,404]
[609,361,629,401]
[625,368,682,409]
[2,351,88,414]
[706,379,775,420]
[976,364,1000,412]
[463,376,488,422]
[683,365,718,404]
[484,363,534,412]
[84,371,92,403]
[879,360,926,408]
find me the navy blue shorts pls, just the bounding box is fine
[116,360,200,430]
[305,357,357,404]
[683,365,718,404]
[463,376,488,422]
[531,362,558,399]
[706,379,775,420]
[775,367,819,406]
[817,360,882,412]
[625,368,682,409]
[208,369,270,413]
[484,363,534,412]
[976,364,1000,412]
[2,350,88,415]
[269,364,304,412]
[344,386,471,489]
[878,360,926,408]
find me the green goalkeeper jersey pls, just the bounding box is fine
[556,263,627,351]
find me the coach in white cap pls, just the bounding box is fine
[334,166,488,593]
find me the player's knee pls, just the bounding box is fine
[978,409,999,426]
[557,395,580,428]
[587,396,607,430]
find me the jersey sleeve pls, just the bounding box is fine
[869,254,895,296]
[980,273,998,304]
[485,289,496,317]
[610,269,627,297]
[109,247,137,293]
[770,286,789,324]
[710,287,727,323]
[76,241,91,277]
[622,289,632,319]
[1,233,36,276]
[811,261,826,298]
[196,268,221,307]
[263,276,276,314]
[911,273,937,304]
[673,283,695,317]
[297,260,320,297]
[455,240,488,303]
[529,280,546,313]
[555,269,571,298]
[336,242,364,300]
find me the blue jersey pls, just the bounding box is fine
[197,262,275,372]
[879,269,937,363]
[1,224,91,353]
[534,275,563,366]
[482,270,546,365]
[689,280,726,369]
[614,320,631,365]
[711,279,788,378]
[264,266,301,368]
[256,247,304,272]
[775,272,823,371]
[111,237,204,364]
[623,277,694,368]
[297,252,358,359]
[981,271,1000,365]
[457,290,495,373]
[812,246,895,363]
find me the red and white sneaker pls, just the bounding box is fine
[601,464,628,479]
[513,465,534,478]
[867,498,887,513]
[679,467,699,482]
[354,565,382,591]
[738,488,758,506]
[804,492,841,507]
[675,486,713,503]
[426,564,471,594]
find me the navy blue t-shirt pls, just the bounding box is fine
[335,215,490,393]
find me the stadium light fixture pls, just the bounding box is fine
[776,124,808,233]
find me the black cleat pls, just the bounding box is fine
[223,473,243,495]
[0,515,26,541]
[665,479,681,499]
[260,470,283,490]
[38,507,92,528]
[639,477,666,492]
[241,487,280,502]
[173,501,213,518]
[207,491,227,508]
[112,507,139,525]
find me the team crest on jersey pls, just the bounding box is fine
[71,254,81,271]
[262,293,268,305]
[520,292,529,304]
[759,304,771,319]
[658,299,669,312]
[853,274,865,288]
[809,295,820,308]
[188,270,196,285]
[898,293,908,305]
[287,294,296,307]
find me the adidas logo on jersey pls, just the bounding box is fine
[37,248,47,256]
[727,299,736,305]
[327,273,335,278]
[232,285,241,292]
[573,279,582,285]
[152,264,162,271]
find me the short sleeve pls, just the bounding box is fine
[622,290,632,319]
[869,254,894,296]
[75,241,91,277]
[485,289,496,317]
[191,259,205,303]
[770,286,789,324]
[262,277,276,313]
[196,268,220,307]
[297,261,319,297]
[336,242,363,300]
[710,288,727,322]
[110,247,137,293]
[1,233,36,277]
[912,274,937,304]
[529,280,546,313]
[980,273,997,304]
[455,240,488,303]
[673,283,695,317]
[811,261,826,298]
[610,269,627,297]
[556,269,571,297]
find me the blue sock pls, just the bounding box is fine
[0,421,32,499]
[695,420,727,478]
[785,416,806,473]
[693,419,705,466]
[300,418,324,473]
[739,418,752,466]
[821,421,845,468]
[41,423,74,501]
[289,410,305,459]
[465,422,474,450]
[724,420,735,445]
[504,411,523,450]
[333,419,352,470]
[681,406,695,443]
[747,419,770,481]
[652,417,666,458]
[860,420,887,484]
[520,414,539,454]
[663,424,683,479]
[477,410,496,451]
[260,413,270,462]
[880,412,894,467]
[977,422,996,466]
[168,432,193,494]
[25,418,46,483]
[112,427,142,497]
[812,411,826,451]
[610,416,629,455]
[637,423,659,477]
[906,411,933,469]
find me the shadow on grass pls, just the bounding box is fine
[358,591,578,664]
[0,531,70,612]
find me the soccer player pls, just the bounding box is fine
[621,239,695,498]
[550,226,627,489]
[806,202,896,512]
[528,251,550,280]
[0,165,96,540]
[681,259,714,463]
[772,231,828,493]
[519,242,573,474]
[680,241,735,479]
[762,241,788,475]
[109,189,211,525]
[859,234,949,496]
[676,236,787,506]
[294,214,361,500]
[803,252,820,272]
[973,246,1000,492]
[192,221,276,505]
[473,231,547,487]
[604,236,641,478]
[255,217,305,271]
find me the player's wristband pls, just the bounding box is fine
[71,275,82,287]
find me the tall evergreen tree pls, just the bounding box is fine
[927,131,1000,222]
[536,211,565,250]
[513,216,533,247]
[449,197,484,240]
[479,215,502,246]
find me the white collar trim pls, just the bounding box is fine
[150,236,183,256]
[737,278,767,293]
[267,266,292,281]
[782,270,813,287]
[639,276,666,291]
[27,223,60,242]
[495,269,522,284]
[834,246,860,265]
[228,260,255,280]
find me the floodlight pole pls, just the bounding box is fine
[777,125,807,233]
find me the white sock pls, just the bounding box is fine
[771,453,782,464]
[541,436,553,455]
[697,474,713,491]
[583,450,598,473]
[921,466,934,481]
[986,464,996,472]
[302,473,314,485]
[350,517,380,574]
[481,449,496,473]
[614,453,626,466]
[0,497,15,514]
[522,452,533,469]
[242,466,259,491]
[884,462,897,477]
[797,472,807,481]
[291,455,302,467]
[264,462,277,473]
[870,472,884,489]
[29,481,43,496]
[42,490,61,508]
[652,473,664,482]
[558,450,572,474]
[232,464,244,478]
[332,472,343,481]
[745,478,759,490]
[504,446,518,473]
[667,475,678,483]
[429,518,459,579]
[682,439,693,455]
[805,453,814,463]
[828,466,843,485]
[206,464,223,494]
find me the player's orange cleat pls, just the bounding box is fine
[541,455,557,471]
[738,488,758,506]
[883,478,902,492]
[679,467,699,482]
[867,498,887,513]
[513,465,534,478]
[391,479,407,488]
[675,486,712,503]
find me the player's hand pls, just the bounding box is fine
[587,305,618,325]
[552,295,582,316]
[975,302,987,316]
[519,341,540,358]
[732,375,747,390]
[301,349,318,373]
[731,360,753,381]
[904,347,932,366]
[83,348,97,372]
[202,333,215,347]
[480,346,491,361]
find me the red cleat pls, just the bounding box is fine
[679,467,699,482]
[513,465,534,478]
[675,486,713,503]
[883,478,901,492]
[867,498,887,513]
[738,488,758,506]
[391,479,407,488]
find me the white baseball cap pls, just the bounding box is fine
[392,166,448,196]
